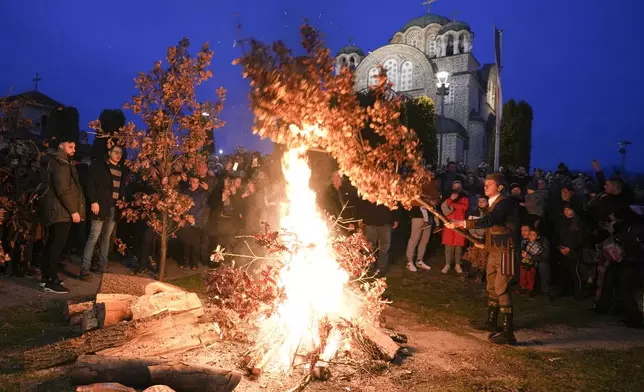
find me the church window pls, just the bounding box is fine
[406,30,422,49]
[400,61,413,91]
[445,83,455,104]
[368,67,379,86]
[458,34,466,53]
[428,37,437,57]
[383,59,399,90]
[446,35,454,56]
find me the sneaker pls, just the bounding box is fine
[43,281,69,294]
[415,261,432,271]
[455,264,463,274]
[441,265,450,274]
[78,270,93,281]
[406,262,418,272]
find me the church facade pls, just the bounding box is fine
[335,13,499,167]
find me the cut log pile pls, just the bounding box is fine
[25,274,241,392]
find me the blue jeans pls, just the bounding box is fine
[364,224,392,272]
[81,206,116,272]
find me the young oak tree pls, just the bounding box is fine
[90,38,225,280]
[0,90,37,264]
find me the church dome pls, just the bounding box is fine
[439,21,471,34]
[398,14,450,33]
[336,45,365,57]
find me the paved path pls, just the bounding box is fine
[0,256,201,310]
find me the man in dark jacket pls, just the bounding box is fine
[358,199,399,275]
[80,146,125,278]
[40,139,85,293]
[178,175,209,270]
[323,171,358,233]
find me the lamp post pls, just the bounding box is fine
[436,71,450,167]
[618,140,631,172]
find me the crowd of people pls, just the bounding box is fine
[0,137,285,294]
[406,161,644,329]
[1,136,643,329]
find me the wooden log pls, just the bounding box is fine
[75,383,136,392]
[24,311,200,370]
[352,323,399,361]
[81,309,99,333]
[97,319,219,358]
[98,273,157,296]
[143,387,176,392]
[95,294,137,329]
[71,355,154,389]
[65,299,95,321]
[144,282,185,296]
[149,363,241,392]
[71,355,241,392]
[130,292,203,320]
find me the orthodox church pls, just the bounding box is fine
[335,9,499,167]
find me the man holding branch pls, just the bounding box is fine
[446,173,520,345]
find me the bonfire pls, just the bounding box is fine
[206,147,393,385]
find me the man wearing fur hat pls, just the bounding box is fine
[446,172,521,344]
[40,107,86,293]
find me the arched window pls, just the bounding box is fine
[400,61,413,91]
[428,37,437,57]
[368,67,379,86]
[383,59,399,90]
[458,34,466,53]
[349,56,356,70]
[446,35,454,56]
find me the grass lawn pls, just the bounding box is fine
[1,250,643,392]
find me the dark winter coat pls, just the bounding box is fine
[40,149,86,226]
[85,160,125,220]
[357,199,399,227]
[556,216,586,258]
[184,187,209,228]
[323,183,357,221]
[523,190,547,217]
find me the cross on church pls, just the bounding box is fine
[422,0,438,14]
[348,35,355,45]
[32,72,41,91]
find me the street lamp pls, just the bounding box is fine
[218,149,223,155]
[618,140,632,171]
[436,71,450,167]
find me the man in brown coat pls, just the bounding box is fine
[447,173,520,345]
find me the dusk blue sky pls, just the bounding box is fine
[2,0,643,171]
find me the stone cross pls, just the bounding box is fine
[32,72,41,91]
[422,0,438,14]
